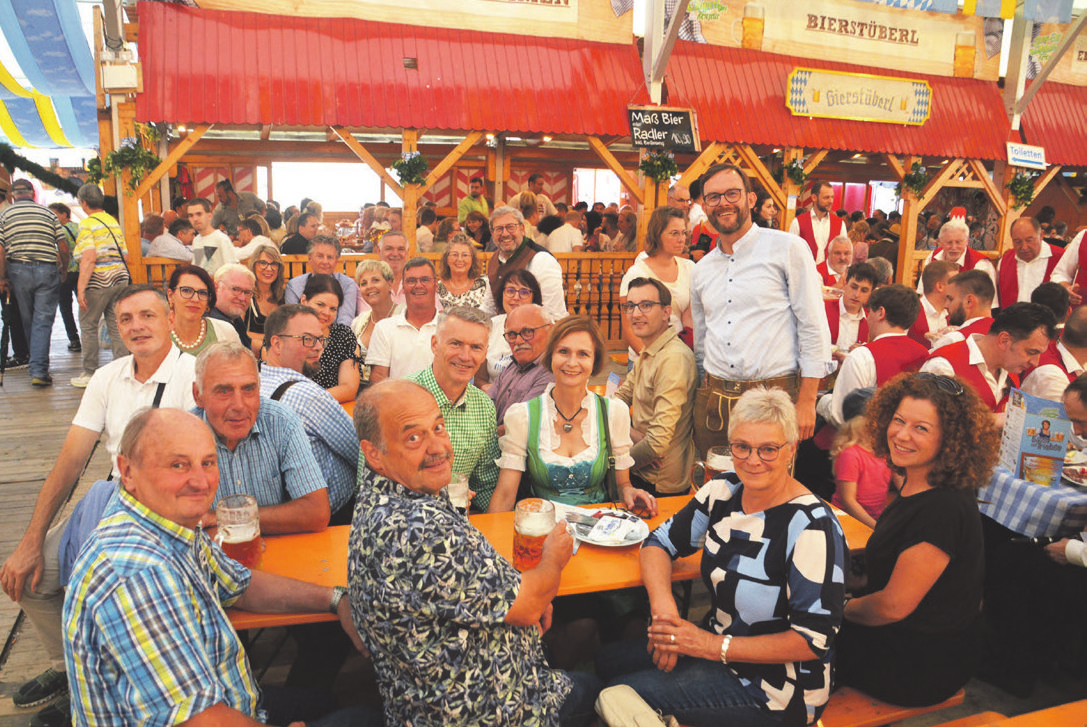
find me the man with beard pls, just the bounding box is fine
[260,304,360,525]
[788,180,843,263]
[690,163,832,458]
[485,206,567,321]
[930,269,996,349]
[816,235,853,287]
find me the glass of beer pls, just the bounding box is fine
[513,499,554,571]
[690,446,735,491]
[445,473,470,514]
[215,494,263,569]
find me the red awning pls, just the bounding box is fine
[664,41,1011,161]
[135,1,648,135]
[1020,81,1087,168]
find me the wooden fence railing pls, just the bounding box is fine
[140,252,640,345]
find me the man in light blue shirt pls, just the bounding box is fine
[260,304,360,525]
[284,235,358,325]
[690,163,833,458]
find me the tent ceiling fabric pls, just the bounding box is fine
[0,0,96,148]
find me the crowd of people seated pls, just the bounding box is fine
[2,165,1087,727]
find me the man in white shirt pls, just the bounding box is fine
[691,163,833,457]
[788,181,842,264]
[1020,305,1087,401]
[994,217,1061,309]
[546,212,584,253]
[147,217,195,262]
[232,217,273,261]
[507,173,558,219]
[688,179,707,230]
[908,260,952,349]
[284,235,358,325]
[1048,229,1087,305]
[187,197,236,276]
[916,219,997,294]
[368,257,440,383]
[816,235,853,287]
[825,262,878,361]
[415,207,437,252]
[0,285,196,725]
[484,207,567,322]
[930,269,996,349]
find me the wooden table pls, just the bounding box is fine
[227,495,872,630]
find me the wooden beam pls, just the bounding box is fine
[677,142,724,187]
[918,158,964,208]
[782,147,805,231]
[883,154,906,181]
[587,136,644,206]
[260,124,271,141]
[124,22,138,43]
[423,131,483,192]
[330,126,403,197]
[966,159,1007,217]
[132,124,210,201]
[734,143,786,212]
[801,150,828,177]
[402,129,419,155]
[1032,164,1063,199]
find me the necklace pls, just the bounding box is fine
[550,391,584,433]
[171,318,207,350]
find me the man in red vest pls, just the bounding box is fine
[816,235,852,287]
[1020,305,1087,401]
[825,262,878,362]
[917,218,996,295]
[788,181,842,263]
[995,217,1061,310]
[1049,228,1087,305]
[931,269,996,349]
[922,302,1056,416]
[817,284,925,426]
[909,260,953,349]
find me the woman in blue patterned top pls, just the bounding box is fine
[597,387,848,727]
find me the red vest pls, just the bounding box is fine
[932,246,987,273]
[1021,341,1078,389]
[928,339,1018,412]
[1074,231,1087,293]
[868,335,929,384]
[996,245,1061,309]
[816,261,839,287]
[908,302,942,350]
[958,317,994,338]
[825,299,869,348]
[796,211,844,260]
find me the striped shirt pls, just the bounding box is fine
[64,487,259,726]
[74,212,129,289]
[0,199,64,264]
[195,397,328,508]
[408,365,501,511]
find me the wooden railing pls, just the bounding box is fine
[140,252,640,345]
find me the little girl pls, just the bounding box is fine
[830,414,895,528]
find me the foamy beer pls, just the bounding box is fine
[215,494,263,569]
[691,446,735,489]
[954,31,976,79]
[732,3,765,50]
[513,498,555,571]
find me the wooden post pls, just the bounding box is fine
[896,156,921,286]
[402,184,419,255]
[782,147,804,231]
[114,101,145,282]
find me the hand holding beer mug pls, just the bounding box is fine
[513,499,556,571]
[690,445,734,491]
[215,494,263,569]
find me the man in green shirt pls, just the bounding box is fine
[457,176,489,224]
[408,305,501,510]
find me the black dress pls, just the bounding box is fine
[312,323,360,391]
[836,487,984,706]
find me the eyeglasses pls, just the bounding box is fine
[175,286,210,301]
[254,260,281,270]
[504,287,533,298]
[492,223,523,235]
[703,189,746,207]
[276,333,328,348]
[503,324,550,343]
[226,285,254,299]
[621,301,664,314]
[914,372,964,396]
[728,441,788,462]
[404,276,434,287]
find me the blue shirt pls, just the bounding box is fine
[194,398,327,508]
[691,225,833,381]
[64,488,259,726]
[59,480,118,585]
[284,272,359,326]
[260,364,360,513]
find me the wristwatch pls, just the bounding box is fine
[329,585,348,614]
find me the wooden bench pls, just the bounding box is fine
[816,687,966,727]
[932,713,1006,727]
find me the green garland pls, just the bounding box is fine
[1007,171,1037,210]
[0,142,82,196]
[101,138,161,193]
[785,159,808,186]
[896,162,929,198]
[391,151,428,186]
[639,150,678,184]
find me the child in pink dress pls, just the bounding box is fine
[831,415,895,528]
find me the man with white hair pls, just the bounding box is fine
[284,234,358,325]
[916,219,996,294]
[210,263,256,350]
[816,235,852,287]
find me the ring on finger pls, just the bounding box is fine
[670,634,675,643]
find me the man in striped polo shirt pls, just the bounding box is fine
[0,178,67,386]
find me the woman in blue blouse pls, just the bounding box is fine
[597,387,848,727]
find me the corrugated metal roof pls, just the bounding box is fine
[1020,80,1087,167]
[665,41,1011,161]
[135,0,648,135]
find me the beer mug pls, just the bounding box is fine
[731,3,765,50]
[215,494,263,569]
[513,499,555,571]
[690,446,734,491]
[444,473,470,514]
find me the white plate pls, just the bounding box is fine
[1063,469,1087,487]
[577,517,651,547]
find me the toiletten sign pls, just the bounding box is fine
[786,67,932,125]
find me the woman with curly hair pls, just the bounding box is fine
[835,371,1000,707]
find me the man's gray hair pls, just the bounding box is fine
[489,206,524,227]
[194,341,257,393]
[505,303,552,327]
[307,234,342,256]
[938,219,970,242]
[378,230,407,249]
[828,234,852,252]
[77,183,105,209]
[727,387,800,445]
[437,305,492,335]
[354,259,394,285]
[868,256,894,286]
[213,263,256,285]
[403,256,435,276]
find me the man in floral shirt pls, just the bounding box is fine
[348,379,601,726]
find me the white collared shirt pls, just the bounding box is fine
[931,316,988,350]
[365,312,439,379]
[916,249,997,294]
[1020,341,1085,402]
[921,333,1006,404]
[817,333,907,427]
[1050,230,1087,285]
[995,244,1054,308]
[692,225,833,381]
[920,294,947,338]
[834,298,867,352]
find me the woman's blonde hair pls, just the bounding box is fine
[830,415,869,460]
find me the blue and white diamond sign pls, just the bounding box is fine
[786,67,932,126]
